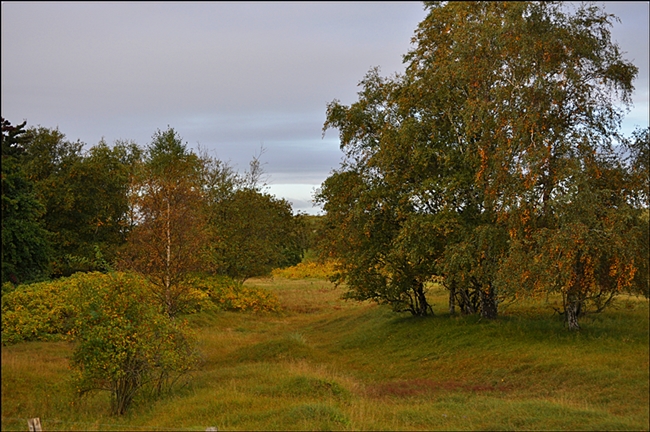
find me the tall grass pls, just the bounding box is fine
[2,279,648,430]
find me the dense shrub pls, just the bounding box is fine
[190,275,281,313]
[2,272,199,415]
[2,274,82,345]
[271,260,336,280]
[69,271,198,415]
[2,272,281,347]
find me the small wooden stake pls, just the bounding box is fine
[28,418,42,432]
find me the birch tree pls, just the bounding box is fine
[319,2,640,326]
[120,128,207,317]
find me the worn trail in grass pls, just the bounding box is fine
[2,278,648,430]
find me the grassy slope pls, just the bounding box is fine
[2,279,648,431]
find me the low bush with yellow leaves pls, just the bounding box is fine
[2,274,85,345]
[271,260,336,280]
[2,273,281,346]
[189,275,281,313]
[3,272,199,415]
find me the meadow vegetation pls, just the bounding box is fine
[2,2,649,430]
[2,275,648,430]
[1,272,281,417]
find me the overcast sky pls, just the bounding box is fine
[2,2,648,214]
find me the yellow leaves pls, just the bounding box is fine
[271,261,337,280]
[609,258,620,278]
[609,259,637,292]
[200,278,281,313]
[475,146,489,183]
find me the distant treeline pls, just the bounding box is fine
[1,119,314,294]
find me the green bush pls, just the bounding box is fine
[2,271,200,414]
[69,271,198,415]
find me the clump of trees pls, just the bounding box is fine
[2,119,141,280]
[317,1,648,329]
[208,188,305,283]
[117,128,305,316]
[1,121,306,292]
[1,120,306,414]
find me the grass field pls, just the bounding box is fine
[2,278,648,431]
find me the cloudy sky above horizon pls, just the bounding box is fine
[2,2,648,214]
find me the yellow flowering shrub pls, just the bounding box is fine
[2,273,86,345]
[271,260,337,280]
[190,275,281,313]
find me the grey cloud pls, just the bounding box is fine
[2,2,647,215]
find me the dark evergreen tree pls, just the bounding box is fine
[1,118,52,286]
